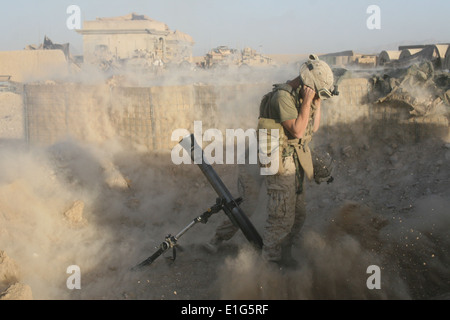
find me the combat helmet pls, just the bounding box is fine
[299,54,337,100]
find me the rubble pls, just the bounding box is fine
[370,61,450,121]
[63,200,87,227]
[0,283,33,300]
[0,251,32,300]
[0,251,21,287]
[199,46,274,69]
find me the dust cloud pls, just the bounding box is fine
[218,197,450,300]
[217,113,450,300]
[1,61,449,300]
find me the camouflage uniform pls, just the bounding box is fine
[260,85,317,263]
[207,55,335,266]
[210,86,316,253]
[209,86,322,262]
[259,54,335,264]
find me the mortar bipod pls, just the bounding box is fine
[132,197,243,270]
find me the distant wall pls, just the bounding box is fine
[0,92,24,139]
[22,83,216,149]
[0,50,69,83]
[109,85,214,150]
[1,77,447,148]
[322,78,373,126]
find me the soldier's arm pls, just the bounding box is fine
[281,86,315,139]
[313,98,321,133]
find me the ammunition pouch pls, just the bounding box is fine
[288,137,314,182]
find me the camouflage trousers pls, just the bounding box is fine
[262,155,306,262]
[213,156,306,262]
[213,164,262,241]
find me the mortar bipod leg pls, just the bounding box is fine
[132,199,228,269]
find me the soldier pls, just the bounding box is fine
[205,54,336,269]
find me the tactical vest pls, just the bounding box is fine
[257,83,316,189]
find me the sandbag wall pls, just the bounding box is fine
[22,83,217,150]
[12,78,450,150]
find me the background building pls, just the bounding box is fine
[77,13,195,70]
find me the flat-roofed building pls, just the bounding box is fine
[76,13,194,67]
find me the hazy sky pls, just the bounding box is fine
[0,0,448,56]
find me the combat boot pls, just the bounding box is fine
[280,245,299,269]
[202,236,223,254]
